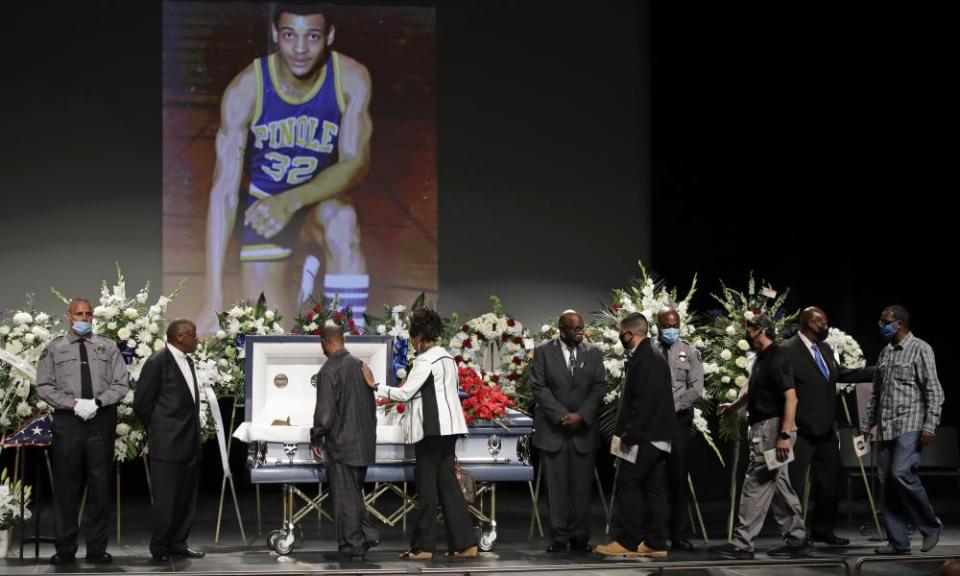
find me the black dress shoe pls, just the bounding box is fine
[50,554,76,565]
[568,540,593,553]
[874,545,910,555]
[172,546,205,559]
[672,539,695,551]
[711,543,754,560]
[811,532,850,546]
[85,552,113,564]
[151,553,173,563]
[768,537,811,558]
[545,541,568,553]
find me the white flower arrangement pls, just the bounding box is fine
[702,272,798,440]
[0,301,60,435]
[826,327,867,394]
[447,296,533,411]
[0,468,32,530]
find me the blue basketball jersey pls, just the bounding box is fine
[241,52,346,261]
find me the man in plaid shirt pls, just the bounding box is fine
[861,305,944,555]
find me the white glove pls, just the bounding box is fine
[74,399,99,421]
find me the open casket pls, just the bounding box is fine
[232,335,408,468]
[231,335,537,554]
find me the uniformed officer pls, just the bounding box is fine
[652,306,704,551]
[36,297,129,565]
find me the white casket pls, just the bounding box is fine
[233,335,412,467]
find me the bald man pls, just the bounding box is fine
[781,307,874,546]
[530,310,607,553]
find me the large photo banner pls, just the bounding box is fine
[162,2,437,333]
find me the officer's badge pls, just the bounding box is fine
[96,345,107,354]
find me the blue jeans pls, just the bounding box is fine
[876,431,941,549]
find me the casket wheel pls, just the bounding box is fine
[266,530,282,551]
[275,530,295,555]
[479,526,497,551]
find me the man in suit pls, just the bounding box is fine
[311,325,379,561]
[530,310,607,553]
[782,307,874,546]
[595,312,675,559]
[133,319,205,562]
[652,306,705,551]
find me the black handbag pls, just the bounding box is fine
[454,458,476,504]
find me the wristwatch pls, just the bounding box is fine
[777,431,791,440]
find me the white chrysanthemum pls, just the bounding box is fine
[737,339,750,351]
[36,312,50,323]
[376,324,386,335]
[23,333,36,344]
[116,423,131,436]
[735,356,748,369]
[16,402,33,417]
[397,368,408,379]
[725,388,739,401]
[264,310,275,321]
[721,375,731,384]
[735,375,748,388]
[12,312,33,325]
[117,327,132,340]
[743,310,755,321]
[0,325,9,336]
[5,340,24,355]
[153,339,165,351]
[604,389,621,404]
[720,349,732,361]
[703,362,719,375]
[136,343,152,358]
[123,308,138,319]
[612,341,624,355]
[30,325,48,340]
[149,323,160,334]
[137,330,153,344]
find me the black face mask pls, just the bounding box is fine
[619,332,631,350]
[745,330,759,350]
[815,327,829,342]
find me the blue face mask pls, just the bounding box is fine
[659,327,680,345]
[880,322,898,341]
[72,321,93,336]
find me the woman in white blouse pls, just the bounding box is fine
[369,308,477,559]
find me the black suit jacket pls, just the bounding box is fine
[781,334,875,438]
[530,339,607,453]
[615,338,675,445]
[134,347,201,461]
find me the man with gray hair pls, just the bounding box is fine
[714,314,808,559]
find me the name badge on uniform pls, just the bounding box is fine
[678,351,688,362]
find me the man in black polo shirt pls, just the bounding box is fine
[712,314,808,559]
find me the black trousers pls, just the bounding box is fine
[51,407,116,557]
[326,458,379,553]
[410,435,476,553]
[148,451,199,556]
[612,442,669,551]
[667,409,694,541]
[788,430,842,535]
[540,438,596,544]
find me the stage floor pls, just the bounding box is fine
[2,487,958,575]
